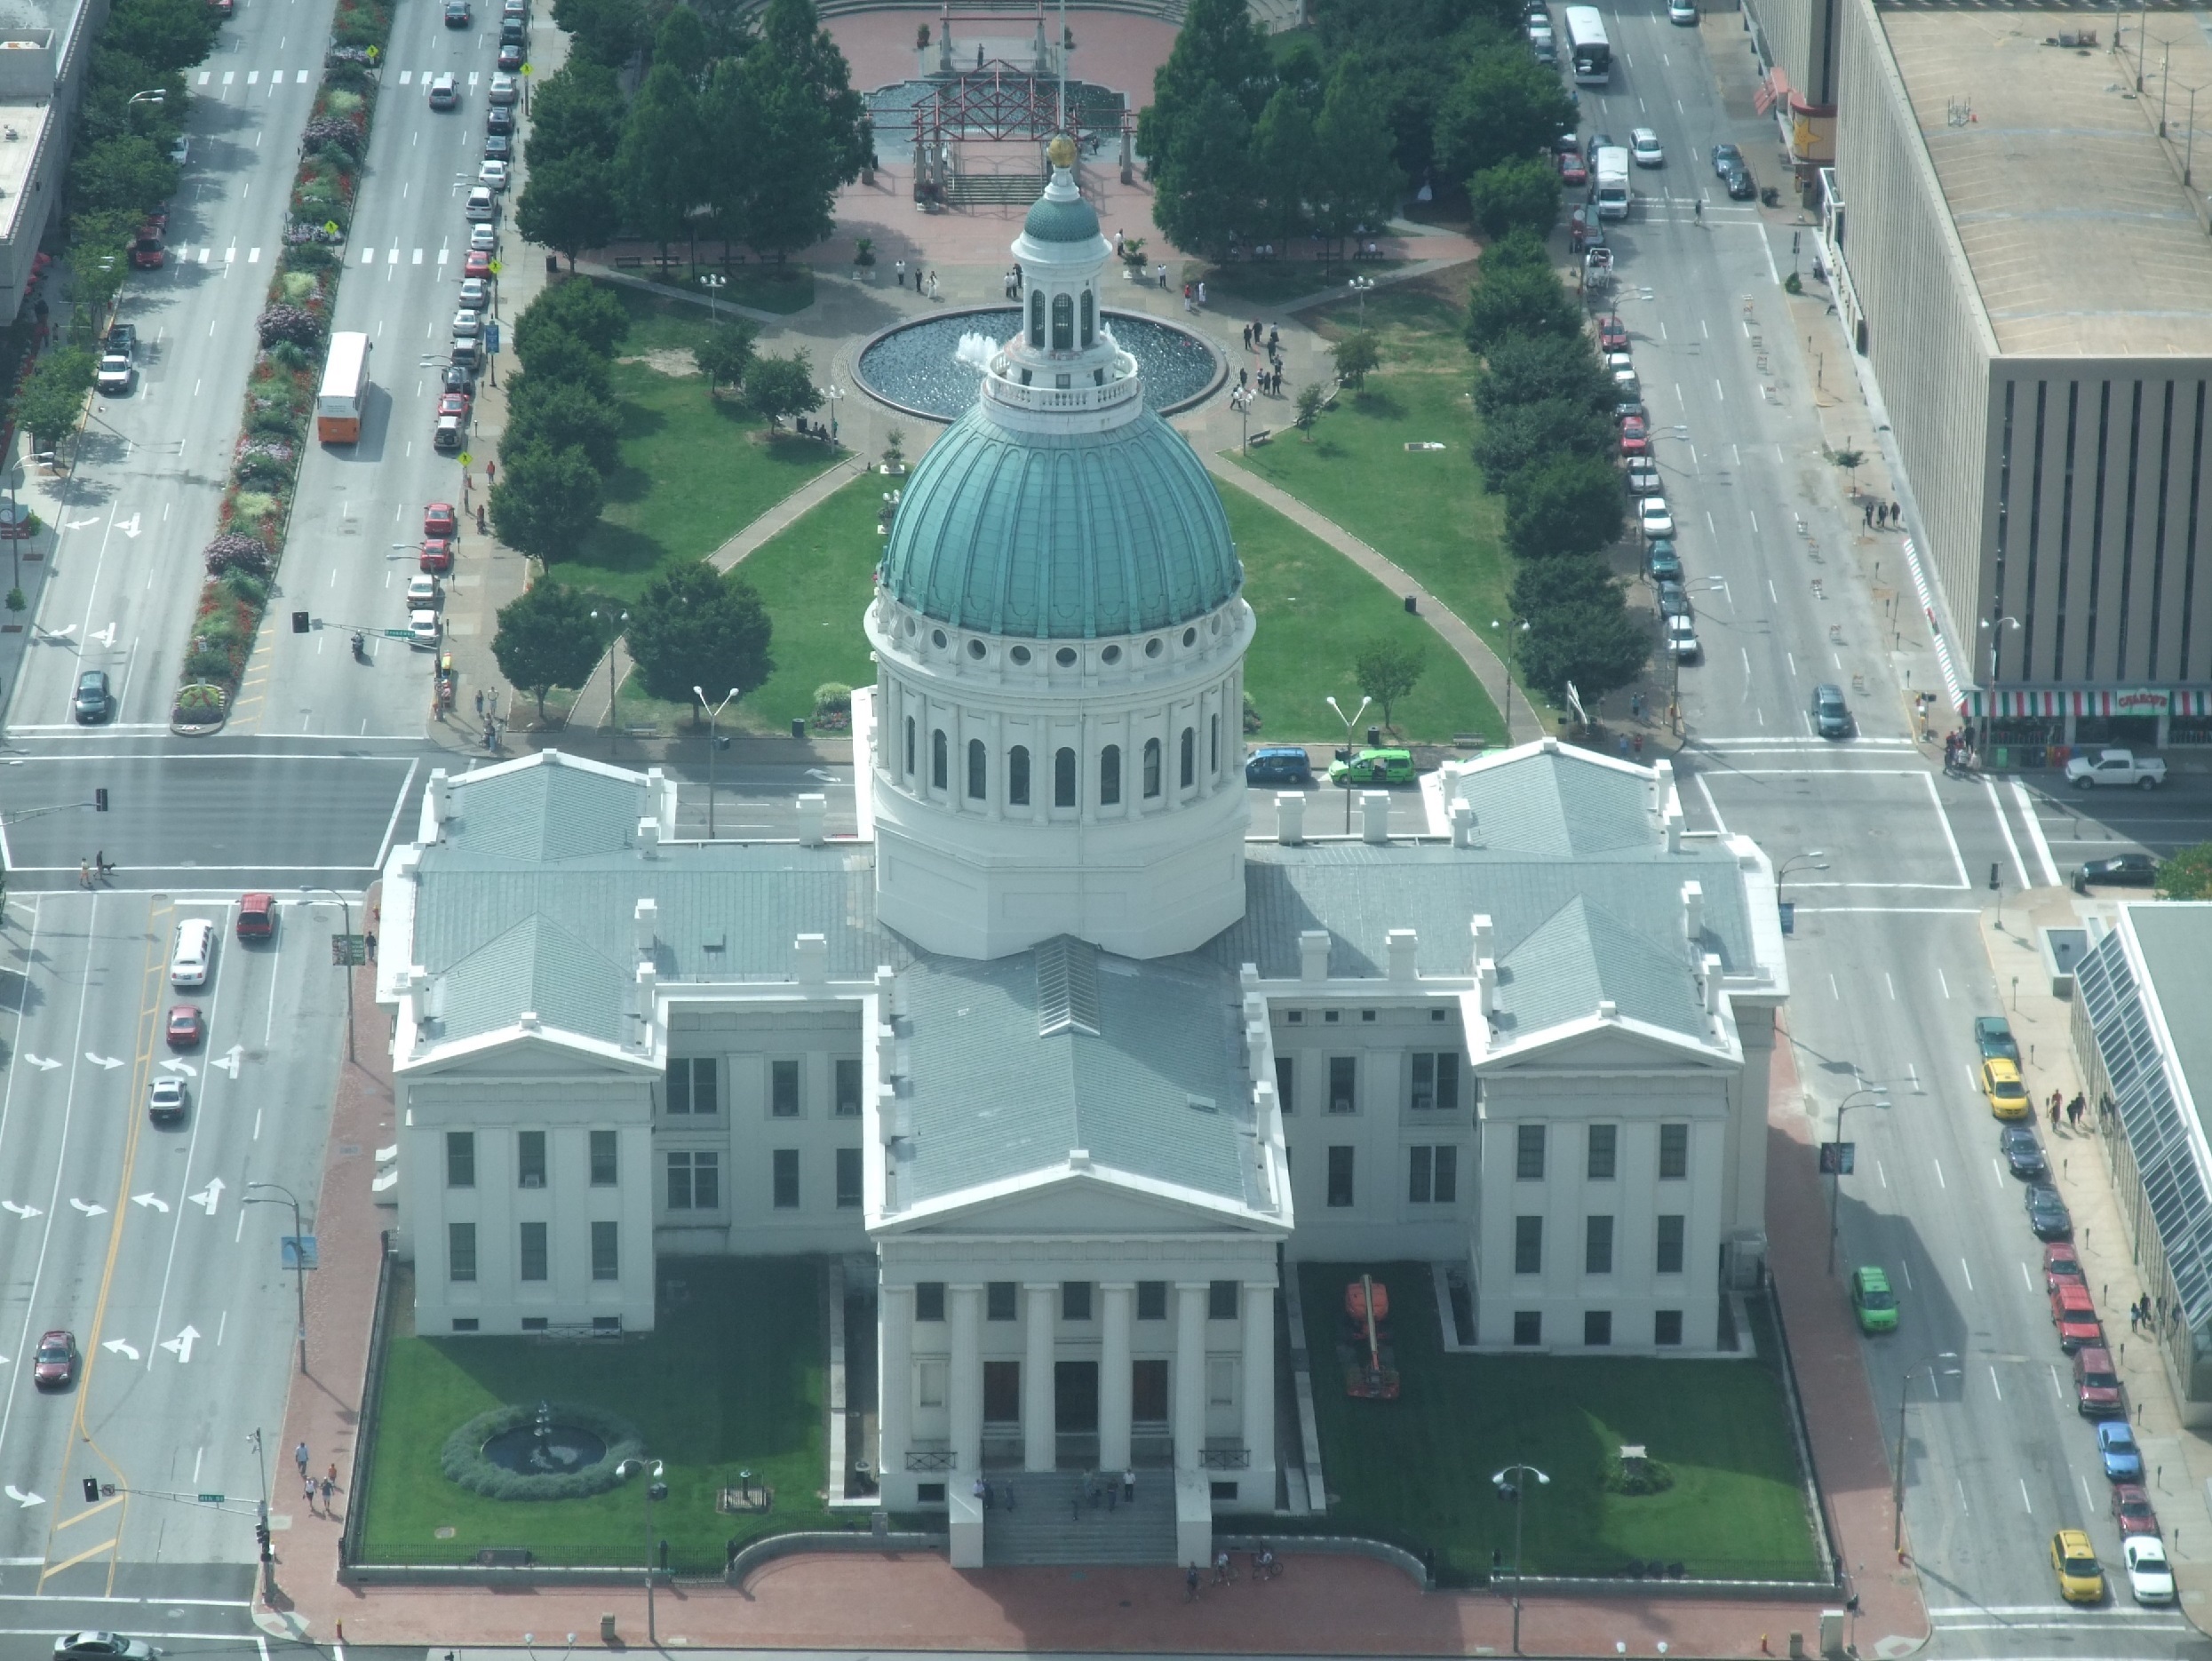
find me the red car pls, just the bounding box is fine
[32,1330,76,1389]
[438,390,471,421]
[1598,314,1629,353]
[130,229,165,269]
[2049,1282,2102,1352]
[419,537,453,573]
[424,502,458,539]
[1557,151,1587,186]
[2045,1241,2084,1291]
[463,250,492,280]
[1619,415,1650,457]
[165,1005,204,1048]
[235,891,275,940]
[2074,1346,2124,1417]
[2112,1483,2160,1536]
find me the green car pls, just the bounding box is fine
[1850,1266,1898,1333]
[1326,747,1415,786]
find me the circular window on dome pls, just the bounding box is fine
[1012,646,1032,665]
[967,640,986,661]
[932,629,947,649]
[1055,647,1078,668]
[1102,645,1122,665]
[1144,638,1163,659]
[1182,627,1198,647]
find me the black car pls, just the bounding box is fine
[1723,163,1757,200]
[2075,852,2158,892]
[486,103,514,133]
[2000,1124,2048,1180]
[1975,1014,2021,1063]
[499,13,524,39]
[443,0,470,22]
[483,131,512,160]
[497,39,523,68]
[2025,1183,2073,1241]
[1245,746,1314,786]
[74,669,110,724]
[442,362,475,393]
[105,322,138,355]
[1657,580,1690,619]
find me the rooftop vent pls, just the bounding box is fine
[1036,935,1101,1037]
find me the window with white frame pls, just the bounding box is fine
[665,1150,720,1210]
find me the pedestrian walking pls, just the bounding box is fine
[78,858,91,889]
[1890,499,1901,525]
[1114,229,1124,255]
[1157,262,1167,289]
[305,1477,317,1514]
[296,1441,310,1479]
[320,1477,335,1510]
[1863,502,1873,529]
[929,271,940,300]
[1123,1467,1135,1503]
[1186,1563,1200,1601]
[1633,733,1644,759]
[1197,280,1206,306]
[327,1462,338,1488]
[1214,1549,1232,1584]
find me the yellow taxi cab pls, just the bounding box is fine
[1983,1057,2031,1120]
[2051,1529,2105,1602]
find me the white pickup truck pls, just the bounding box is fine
[2064,748,2168,790]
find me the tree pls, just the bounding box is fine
[708,50,843,258]
[69,133,177,217]
[549,0,646,67]
[1138,0,1273,169]
[1470,395,1616,491]
[1464,259,1581,354]
[1293,382,1326,437]
[516,276,630,357]
[1517,585,1649,704]
[505,375,623,474]
[1250,84,1317,243]
[68,209,140,314]
[693,321,759,395]
[527,60,626,170]
[1354,633,1427,732]
[1503,456,1624,560]
[1431,47,1575,182]
[624,562,776,711]
[515,153,622,270]
[106,0,217,74]
[652,4,710,82]
[745,349,818,428]
[1152,88,1257,261]
[1310,56,1405,253]
[491,580,608,719]
[1475,331,1611,420]
[1468,154,1562,240]
[13,349,96,449]
[2157,841,2212,899]
[754,0,869,179]
[513,323,614,401]
[1332,330,1381,387]
[617,60,704,263]
[1508,549,1611,619]
[488,441,605,564]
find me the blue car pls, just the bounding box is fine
[1245,746,1315,786]
[2098,1420,2144,1482]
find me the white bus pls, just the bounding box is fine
[316,330,371,444]
[1563,5,1611,84]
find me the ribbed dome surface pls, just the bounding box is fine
[879,403,1241,640]
[1022,191,1102,245]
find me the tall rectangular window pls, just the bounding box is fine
[1326,1145,1355,1207]
[1327,1055,1357,1114]
[448,1221,477,1283]
[446,1131,475,1188]
[1410,1053,1436,1110]
[1584,1309,1612,1347]
[1274,1054,1294,1113]
[667,1057,719,1115]
[1585,1214,1614,1275]
[1513,1311,1541,1347]
[772,1148,800,1209]
[1656,1213,1686,1274]
[1659,1123,1689,1180]
[665,1150,719,1210]
[2149,381,2176,675]
[1136,1281,1168,1320]
[987,1282,1018,1320]
[1434,1144,1457,1203]
[770,1059,801,1117]
[2054,382,2081,681]
[2114,381,2144,675]
[590,1220,618,1281]
[2024,381,2049,676]
[1409,1144,1433,1203]
[916,1282,946,1322]
[589,1130,618,1187]
[2183,383,2207,677]
[1587,1124,1618,1180]
[1207,1280,1238,1321]
[516,1129,545,1188]
[519,1220,547,1282]
[834,1058,863,1117]
[1063,1281,1094,1322]
[1514,1215,1543,1275]
[835,1146,863,1207]
[1516,1123,1546,1180]
[1654,1309,1683,1347]
[2083,380,2114,678]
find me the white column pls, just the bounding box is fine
[1023,1283,1057,1472]
[949,1284,982,1475]
[1099,1282,1134,1472]
[1174,1282,1207,1471]
[879,1284,913,1485]
[1241,1282,1273,1471]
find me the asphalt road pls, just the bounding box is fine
[8,0,338,742]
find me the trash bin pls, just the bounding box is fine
[600,1614,617,1644]
[792,718,806,740]
[1403,594,1418,614]
[546,253,560,275]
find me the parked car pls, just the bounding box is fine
[434,416,465,451]
[451,308,482,338]
[464,249,494,279]
[476,160,510,192]
[486,104,514,133]
[1656,580,1690,619]
[166,1005,204,1048]
[488,70,519,104]
[1849,1265,1896,1332]
[442,362,475,393]
[1597,314,1628,353]
[2045,1241,2084,1291]
[497,38,523,67]
[425,502,458,538]
[405,574,441,608]
[2113,1485,2160,1537]
[1625,461,1661,497]
[53,1639,153,1661]
[236,891,275,940]
[2076,852,2159,891]
[1327,748,1415,786]
[2049,1281,2101,1351]
[1638,497,1675,539]
[32,1330,77,1389]
[1558,150,1587,186]
[1630,127,1665,166]
[1665,614,1701,662]
[1981,1056,2029,1119]
[1646,541,1683,584]
[439,389,473,420]
[1974,1014,2020,1062]
[465,186,497,220]
[1619,414,1649,457]
[74,669,111,723]
[410,609,442,647]
[1245,746,1314,786]
[2051,1529,2105,1601]
[470,221,498,251]
[483,131,513,161]
[130,226,165,268]
[2075,1346,2125,1417]
[2025,1182,2073,1240]
[147,1077,187,1125]
[1712,142,1744,177]
[1811,682,1851,738]
[419,538,454,573]
[2124,1535,2175,1605]
[2097,1421,2144,1482]
[1722,162,1757,200]
[1999,1123,2046,1179]
[2064,747,2167,789]
[96,348,133,394]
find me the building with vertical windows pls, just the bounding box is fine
[377,148,1787,1540]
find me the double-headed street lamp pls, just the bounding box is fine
[692,686,740,838]
[1826,1084,1891,1276]
[590,607,628,752]
[1492,1462,1550,1656]
[244,1182,309,1374]
[1229,383,1253,452]
[1490,618,1528,743]
[1325,694,1371,833]
[1777,850,1828,905]
[1348,274,1374,328]
[819,381,845,446]
[298,886,357,1062]
[615,1458,669,1644]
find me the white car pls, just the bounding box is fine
[465,187,497,221]
[2124,1535,2175,1605]
[477,159,510,192]
[54,1635,157,1661]
[96,352,133,394]
[488,71,519,105]
[1639,497,1675,538]
[452,308,481,338]
[458,276,489,307]
[1605,350,1633,376]
[147,1077,187,1123]
[1666,613,1701,662]
[405,574,441,608]
[469,221,497,251]
[1631,128,1664,167]
[169,135,189,164]
[427,72,458,109]
[410,609,442,647]
[1668,0,1697,20]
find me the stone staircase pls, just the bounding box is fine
[947,171,1046,209]
[980,1470,1179,1566]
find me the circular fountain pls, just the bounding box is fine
[855,306,1223,422]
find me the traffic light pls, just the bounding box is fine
[94,788,107,812]
[256,1520,272,1561]
[82,1477,98,1503]
[291,610,310,633]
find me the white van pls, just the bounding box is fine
[170,918,215,988]
[464,186,497,221]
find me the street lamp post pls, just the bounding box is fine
[1325,694,1371,833]
[127,89,164,104]
[591,608,628,753]
[1776,850,1828,906]
[245,1182,309,1374]
[1492,1462,1550,1656]
[298,886,356,1062]
[691,686,740,838]
[1490,618,1528,743]
[1978,616,2020,752]
[819,382,846,447]
[1826,1085,1890,1276]
[1348,274,1374,328]
[1230,384,1253,452]
[697,269,726,324]
[615,1458,668,1644]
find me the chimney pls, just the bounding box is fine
[634,897,658,956]
[1704,952,1724,1018]
[1276,791,1305,845]
[794,932,829,985]
[1682,880,1704,949]
[638,817,662,858]
[1387,927,1419,983]
[427,768,450,836]
[1476,958,1498,1015]
[1451,800,1477,848]
[1664,807,1683,854]
[1068,1148,1092,1172]
[518,1010,541,1032]
[797,793,827,846]
[1253,1077,1279,1121]
[1362,791,1390,843]
[1651,758,1675,816]
[1299,929,1331,982]
[1597,998,1617,1021]
[1539,735,1560,754]
[634,962,658,1047]
[1470,914,1494,974]
[646,767,669,830]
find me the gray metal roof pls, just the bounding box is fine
[891,942,1261,1210]
[1452,751,1670,857]
[1497,894,1709,1042]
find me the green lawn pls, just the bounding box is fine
[1229,372,1512,678]
[611,263,816,316]
[1298,1263,1819,1585]
[357,1258,831,1573]
[720,472,885,735]
[1193,258,1408,307]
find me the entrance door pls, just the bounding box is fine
[983,1360,1021,1423]
[1131,1357,1169,1422]
[1054,1360,1098,1432]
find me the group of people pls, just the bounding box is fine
[892,259,942,300]
[1001,265,1025,299]
[2046,1089,2088,1132]
[1941,729,1977,772]
[1183,1545,1281,1597]
[296,1440,341,1517]
[2130,1295,2166,1334]
[1861,497,1903,531]
[1182,281,1208,312]
[76,853,114,888]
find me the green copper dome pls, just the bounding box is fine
[1022,191,1102,245]
[880,404,1241,640]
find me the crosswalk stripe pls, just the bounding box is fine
[297,68,308,83]
[196,70,210,83]
[412,249,424,265]
[222,70,235,83]
[398,69,411,83]
[246,248,260,263]
[246,70,257,83]
[361,248,375,265]
[195,247,209,265]
[467,70,480,84]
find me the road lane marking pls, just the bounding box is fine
[297,68,308,82]
[1934,1159,1945,1189]
[2019,1478,2031,1512]
[53,1494,120,1533]
[1937,967,1950,998]
[1988,1366,2001,1401]
[2013,780,2061,886]
[1958,1253,1970,1290]
[2020,1261,2033,1291]
[1983,775,2030,890]
[40,1538,118,1578]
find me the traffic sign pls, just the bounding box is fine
[458,450,473,467]
[1818,1140,1855,1175]
[197,1493,225,1504]
[330,933,367,966]
[281,1236,320,1269]
[381,628,413,640]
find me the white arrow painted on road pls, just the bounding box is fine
[62,515,99,530]
[69,1198,107,1217]
[159,1059,197,1077]
[213,1045,243,1079]
[101,1339,139,1360]
[2,1201,42,1220]
[84,1053,123,1069]
[45,624,76,640]
[4,1486,44,1508]
[158,1325,199,1364]
[116,514,140,538]
[23,1053,59,1070]
[131,1192,171,1212]
[805,768,840,782]
[92,623,116,648]
[189,1177,224,1216]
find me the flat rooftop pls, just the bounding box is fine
[1883,9,2212,357]
[0,100,53,245]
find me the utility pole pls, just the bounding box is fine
[1492,1463,1549,1656]
[299,886,356,1062]
[691,687,740,838]
[246,1184,309,1373]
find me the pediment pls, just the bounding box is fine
[876,1165,1284,1238]
[1479,1018,1734,1073]
[400,1024,656,1079]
